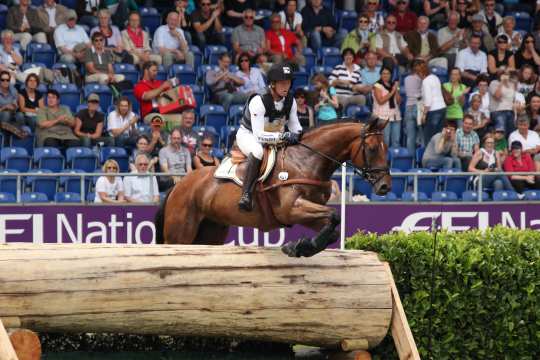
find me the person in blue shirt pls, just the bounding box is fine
[312,73,339,123]
[359,51,381,86]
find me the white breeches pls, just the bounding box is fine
[236,126,264,160]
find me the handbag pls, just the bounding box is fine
[441,83,454,106]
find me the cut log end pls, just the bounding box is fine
[340,339,369,352]
[9,329,41,360]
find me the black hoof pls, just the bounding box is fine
[238,197,253,212]
[281,237,324,258]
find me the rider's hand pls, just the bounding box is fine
[280,132,300,145]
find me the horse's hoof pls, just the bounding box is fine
[281,241,301,257]
[281,237,322,258]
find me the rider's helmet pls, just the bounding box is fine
[267,63,294,83]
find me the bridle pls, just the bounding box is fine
[297,126,390,187]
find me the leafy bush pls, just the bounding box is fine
[347,226,539,360]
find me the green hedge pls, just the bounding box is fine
[347,226,539,360]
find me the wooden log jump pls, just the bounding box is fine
[0,244,393,349]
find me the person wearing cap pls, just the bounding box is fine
[236,62,302,211]
[6,0,48,51]
[74,93,114,148]
[498,16,522,53]
[205,52,249,112]
[148,114,167,157]
[404,16,447,69]
[503,140,540,193]
[329,48,371,109]
[422,121,461,170]
[464,14,494,53]
[54,9,91,64]
[487,34,515,81]
[508,116,540,163]
[456,34,488,88]
[36,89,80,148]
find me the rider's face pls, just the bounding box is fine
[273,80,291,98]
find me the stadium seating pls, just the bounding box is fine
[319,47,342,68]
[205,45,228,66]
[0,192,15,203]
[52,83,81,113]
[402,191,429,202]
[523,190,540,201]
[388,147,414,172]
[66,147,98,172]
[169,64,197,85]
[114,63,140,84]
[370,192,397,201]
[492,190,519,202]
[0,169,18,197]
[140,7,161,35]
[54,192,82,203]
[1,147,31,172]
[431,191,458,202]
[26,169,57,201]
[462,190,490,202]
[407,168,437,197]
[390,169,407,199]
[28,42,55,67]
[100,147,129,173]
[83,84,113,109]
[10,127,34,156]
[21,192,49,203]
[200,105,227,130]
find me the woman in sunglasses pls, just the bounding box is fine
[94,159,126,203]
[514,33,540,73]
[488,34,515,81]
[235,52,265,95]
[193,134,220,169]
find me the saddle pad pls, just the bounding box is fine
[214,147,277,186]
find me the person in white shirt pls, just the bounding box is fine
[279,0,305,44]
[94,159,125,204]
[437,11,466,70]
[39,0,70,38]
[124,153,160,203]
[375,14,413,67]
[153,11,194,67]
[498,16,522,53]
[508,116,540,163]
[108,96,139,147]
[419,59,447,145]
[54,10,90,64]
[456,34,487,87]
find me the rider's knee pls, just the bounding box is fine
[251,147,264,160]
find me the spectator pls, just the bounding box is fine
[527,94,540,132]
[266,13,305,67]
[294,88,315,129]
[373,67,401,148]
[74,93,113,148]
[469,74,490,118]
[38,0,70,42]
[172,0,193,45]
[153,11,194,67]
[206,53,249,111]
[487,34,515,81]
[124,153,160,203]
[517,65,536,99]
[443,67,469,127]
[456,34,487,87]
[359,51,381,86]
[375,14,413,68]
[91,9,133,64]
[6,0,47,51]
[148,114,168,157]
[392,0,417,34]
[341,13,373,61]
[419,60,447,145]
[54,10,91,64]
[498,16,522,53]
[514,33,540,74]
[121,11,162,66]
[279,0,305,45]
[235,52,266,95]
[0,71,23,127]
[0,30,22,84]
[478,0,502,38]
[363,0,384,33]
[17,74,45,131]
[503,141,540,193]
[76,0,100,29]
[468,133,514,191]
[489,71,516,137]
[404,59,424,155]
[464,14,494,54]
[224,0,255,28]
[508,117,540,167]
[231,9,266,62]
[301,0,345,50]
[179,109,199,156]
[405,16,447,69]
[159,128,192,189]
[312,73,338,123]
[94,159,126,204]
[84,32,126,85]
[192,0,224,49]
[36,89,80,148]
[494,126,508,160]
[328,48,370,109]
[107,96,139,147]
[467,94,490,139]
[194,135,220,169]
[437,11,466,71]
[422,121,461,170]
[129,134,159,172]
[454,0,473,29]
[456,114,480,170]
[133,61,175,123]
[423,0,450,30]
[102,0,138,28]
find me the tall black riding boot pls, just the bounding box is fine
[238,154,262,212]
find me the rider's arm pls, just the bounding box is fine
[250,96,281,144]
[287,99,303,134]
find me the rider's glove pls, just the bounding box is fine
[280,132,301,145]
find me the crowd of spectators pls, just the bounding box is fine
[0,0,540,202]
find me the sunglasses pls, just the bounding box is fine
[137,163,149,166]
[244,16,254,20]
[240,58,250,62]
[0,78,10,82]
[201,143,212,147]
[526,40,535,43]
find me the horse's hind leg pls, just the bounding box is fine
[193,218,230,245]
[280,198,340,258]
[164,202,204,245]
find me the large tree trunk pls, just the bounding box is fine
[0,245,392,349]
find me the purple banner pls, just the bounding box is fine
[0,204,538,245]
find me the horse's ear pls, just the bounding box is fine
[378,118,390,130]
[366,116,379,131]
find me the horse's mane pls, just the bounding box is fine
[301,119,364,138]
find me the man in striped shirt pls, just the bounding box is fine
[328,48,371,109]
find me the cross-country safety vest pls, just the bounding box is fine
[240,89,294,133]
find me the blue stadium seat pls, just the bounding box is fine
[0,4,7,30]
[27,169,57,201]
[28,42,55,67]
[60,169,91,197]
[86,192,95,202]
[140,7,161,35]
[407,168,437,197]
[303,48,316,72]
[100,147,129,172]
[0,169,18,197]
[352,176,372,196]
[59,0,77,9]
[222,27,234,48]
[402,191,429,202]
[442,168,470,198]
[345,105,370,120]
[205,45,228,66]
[319,47,342,68]
[54,192,82,203]
[389,147,414,172]
[197,64,218,84]
[114,63,139,84]
[431,191,458,202]
[370,192,397,201]
[0,192,16,203]
[212,147,224,159]
[169,64,197,85]
[10,127,34,156]
[84,83,113,109]
[155,65,168,81]
[200,104,227,130]
[492,190,519,201]
[52,83,81,113]
[189,45,203,69]
[21,62,46,72]
[256,9,272,29]
[430,66,448,83]
[66,147,98,172]
[1,147,31,172]
[228,104,244,125]
[339,10,357,32]
[523,190,540,201]
[415,146,425,167]
[21,192,49,203]
[462,190,490,202]
[190,84,204,112]
[310,66,333,78]
[508,12,531,31]
[293,67,309,88]
[193,125,219,144]
[390,168,407,198]
[220,125,238,150]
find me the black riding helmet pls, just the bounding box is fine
[267,63,294,83]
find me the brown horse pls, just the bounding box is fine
[155,119,391,257]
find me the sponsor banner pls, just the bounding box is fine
[0,204,538,246]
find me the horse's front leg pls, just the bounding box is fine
[280,197,340,258]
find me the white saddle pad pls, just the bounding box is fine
[214,147,277,186]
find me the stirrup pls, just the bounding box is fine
[238,192,253,212]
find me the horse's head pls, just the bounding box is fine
[351,117,391,195]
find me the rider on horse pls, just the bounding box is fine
[236,63,303,212]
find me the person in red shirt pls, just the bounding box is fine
[392,0,417,34]
[265,13,305,67]
[503,141,540,193]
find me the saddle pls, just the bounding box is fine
[214,145,277,186]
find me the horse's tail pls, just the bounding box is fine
[154,188,173,244]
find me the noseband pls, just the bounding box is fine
[351,128,390,187]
